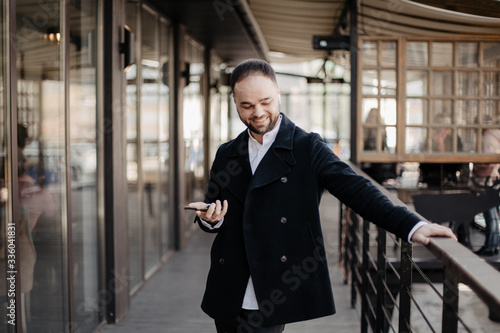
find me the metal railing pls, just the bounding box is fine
[340,163,500,333]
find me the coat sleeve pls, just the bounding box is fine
[310,134,421,240]
[194,147,225,234]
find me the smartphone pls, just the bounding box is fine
[184,204,210,212]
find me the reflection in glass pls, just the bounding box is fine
[69,0,102,331]
[363,41,377,67]
[481,100,500,124]
[407,42,428,67]
[431,99,452,123]
[381,42,396,67]
[458,128,477,153]
[183,37,205,234]
[362,70,377,95]
[482,43,500,67]
[142,6,160,272]
[457,42,478,67]
[406,71,427,96]
[125,1,142,291]
[405,127,427,153]
[432,71,452,96]
[457,71,478,96]
[380,98,396,125]
[431,126,460,153]
[456,100,478,125]
[380,70,396,95]
[159,20,172,256]
[16,1,67,331]
[482,72,500,97]
[406,98,426,125]
[431,42,453,67]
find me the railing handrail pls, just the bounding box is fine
[342,161,500,332]
[426,237,500,311]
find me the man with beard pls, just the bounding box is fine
[187,59,456,333]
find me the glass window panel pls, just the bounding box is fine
[457,71,479,96]
[431,127,454,152]
[16,0,68,331]
[431,71,452,96]
[458,42,478,67]
[386,126,396,153]
[69,0,101,331]
[406,70,428,96]
[457,128,477,153]
[407,42,428,67]
[431,42,453,67]
[432,112,451,125]
[141,6,160,272]
[183,38,205,234]
[125,1,142,291]
[482,43,500,67]
[456,100,478,125]
[431,99,452,124]
[380,70,396,95]
[481,100,500,124]
[362,98,378,122]
[363,41,377,67]
[380,98,396,125]
[482,72,500,97]
[406,98,427,125]
[159,20,172,255]
[381,41,396,67]
[362,70,378,95]
[363,126,378,151]
[405,127,427,153]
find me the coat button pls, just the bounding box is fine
[280,255,287,263]
[281,177,288,183]
[280,217,287,224]
[219,258,225,264]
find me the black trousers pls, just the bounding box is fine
[215,310,285,333]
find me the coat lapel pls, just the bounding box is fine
[250,114,296,190]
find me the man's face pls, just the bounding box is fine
[233,74,281,141]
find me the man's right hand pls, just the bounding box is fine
[187,200,228,224]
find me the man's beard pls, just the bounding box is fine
[246,112,280,136]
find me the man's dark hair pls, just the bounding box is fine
[230,59,277,91]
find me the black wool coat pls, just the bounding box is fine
[197,114,421,327]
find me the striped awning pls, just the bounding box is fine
[249,0,500,62]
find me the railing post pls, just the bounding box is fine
[442,267,459,333]
[349,209,359,309]
[399,241,413,333]
[361,219,370,333]
[376,227,387,333]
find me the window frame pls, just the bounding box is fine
[358,36,500,164]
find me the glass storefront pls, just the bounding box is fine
[16,0,69,331]
[126,2,172,292]
[69,0,102,331]
[183,36,205,235]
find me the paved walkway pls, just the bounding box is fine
[99,195,360,332]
